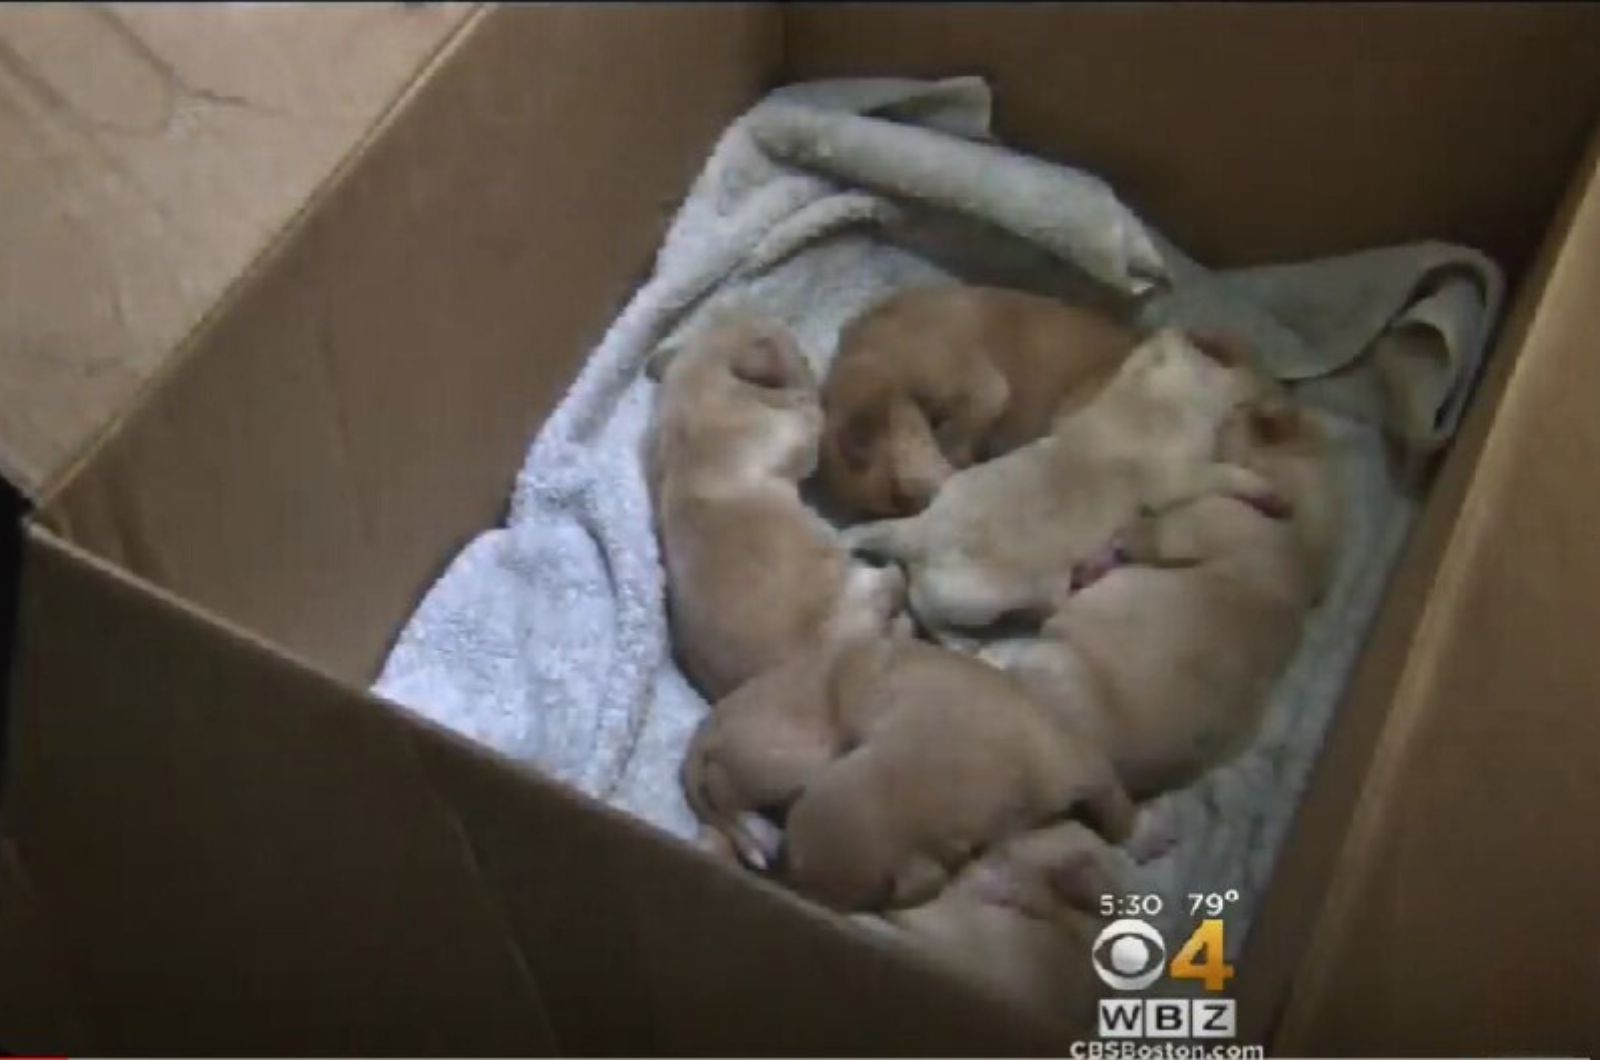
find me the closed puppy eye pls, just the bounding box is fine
[732,338,794,389]
[1186,329,1241,366]
[1250,405,1298,444]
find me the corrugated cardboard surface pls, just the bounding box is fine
[785,3,1600,271]
[0,2,471,497]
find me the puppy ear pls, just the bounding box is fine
[1185,328,1249,367]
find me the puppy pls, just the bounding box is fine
[648,310,905,701]
[680,634,1135,911]
[819,285,1135,518]
[845,327,1273,638]
[1216,391,1344,601]
[863,819,1122,1029]
[987,395,1340,799]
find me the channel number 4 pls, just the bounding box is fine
[1170,918,1234,993]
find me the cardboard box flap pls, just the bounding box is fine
[1236,115,1600,1047]
[6,527,561,1053]
[1235,112,1600,1043]
[7,525,1067,1054]
[1273,127,1600,1057]
[0,833,88,1053]
[0,2,472,500]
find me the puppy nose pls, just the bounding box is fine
[891,477,935,514]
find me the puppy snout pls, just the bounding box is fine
[891,475,938,515]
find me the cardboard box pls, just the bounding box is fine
[5,5,1600,1054]
[0,2,469,496]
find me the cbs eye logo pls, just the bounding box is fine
[1091,918,1168,991]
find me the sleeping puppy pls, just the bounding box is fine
[862,819,1122,1029]
[986,394,1341,799]
[647,309,905,701]
[819,285,1135,518]
[844,327,1273,639]
[680,634,1134,911]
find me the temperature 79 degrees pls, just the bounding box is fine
[1188,890,1241,917]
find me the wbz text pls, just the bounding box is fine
[1098,997,1235,1039]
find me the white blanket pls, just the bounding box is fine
[372,77,1502,950]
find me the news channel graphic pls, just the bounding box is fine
[1087,889,1253,1048]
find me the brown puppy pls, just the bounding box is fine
[648,310,905,701]
[987,395,1340,799]
[864,820,1122,1029]
[819,285,1135,518]
[680,635,1134,911]
[844,327,1273,638]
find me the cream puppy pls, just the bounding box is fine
[680,634,1135,911]
[844,327,1272,637]
[648,310,905,701]
[988,395,1340,799]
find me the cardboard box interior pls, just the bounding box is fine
[7,4,1600,1054]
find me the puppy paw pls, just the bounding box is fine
[730,812,784,872]
[888,853,954,908]
[1123,804,1182,865]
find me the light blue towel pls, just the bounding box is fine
[372,77,1502,950]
